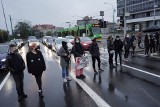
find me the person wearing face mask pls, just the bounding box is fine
[71,37,85,79]
[107,36,116,68]
[26,43,46,98]
[123,34,130,61]
[6,44,27,102]
[58,41,72,83]
[114,36,123,65]
[89,38,103,75]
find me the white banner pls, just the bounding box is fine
[76,56,89,70]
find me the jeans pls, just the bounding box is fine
[34,72,43,90]
[62,65,69,78]
[92,56,101,71]
[12,72,25,97]
[115,51,122,64]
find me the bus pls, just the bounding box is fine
[55,24,102,40]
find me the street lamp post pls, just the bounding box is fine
[124,0,127,37]
[104,2,116,36]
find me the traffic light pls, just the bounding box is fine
[99,19,107,28]
[120,17,124,27]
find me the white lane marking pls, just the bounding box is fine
[100,57,160,78]
[137,53,160,59]
[70,72,111,107]
[0,72,10,91]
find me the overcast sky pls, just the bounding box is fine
[0,0,117,32]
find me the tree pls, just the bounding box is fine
[0,29,8,43]
[46,31,52,36]
[14,20,32,39]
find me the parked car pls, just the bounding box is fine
[0,45,9,70]
[28,39,40,49]
[66,35,75,43]
[52,38,73,53]
[28,36,37,41]
[42,36,53,45]
[17,39,24,46]
[46,38,54,49]
[71,37,92,51]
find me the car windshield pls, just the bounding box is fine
[80,37,91,42]
[55,39,69,44]
[30,39,38,42]
[48,39,53,43]
[28,36,36,40]
[0,46,8,54]
[66,36,74,39]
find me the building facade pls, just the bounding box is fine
[117,0,160,31]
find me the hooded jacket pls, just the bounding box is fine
[89,42,100,56]
[114,39,123,52]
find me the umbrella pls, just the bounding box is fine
[143,25,160,32]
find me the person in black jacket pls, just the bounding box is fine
[144,34,150,56]
[107,36,115,68]
[123,34,130,61]
[71,37,85,79]
[114,36,123,65]
[6,44,27,102]
[26,43,46,98]
[89,38,103,75]
[150,34,156,55]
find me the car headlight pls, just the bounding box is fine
[83,43,87,46]
[1,58,6,62]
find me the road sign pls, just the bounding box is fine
[100,11,104,16]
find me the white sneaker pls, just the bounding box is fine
[151,53,153,56]
[66,77,72,81]
[63,78,67,83]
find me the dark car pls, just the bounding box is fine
[71,37,92,51]
[0,45,9,70]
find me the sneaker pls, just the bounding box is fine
[94,70,98,75]
[98,68,104,71]
[151,53,153,56]
[39,90,44,99]
[76,76,81,79]
[63,78,68,83]
[66,77,72,81]
[22,94,27,98]
[18,96,23,102]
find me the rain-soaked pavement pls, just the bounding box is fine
[0,43,160,107]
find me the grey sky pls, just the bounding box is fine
[0,0,117,31]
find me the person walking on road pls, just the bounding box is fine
[144,34,150,56]
[150,34,156,55]
[58,41,72,83]
[130,34,136,57]
[107,36,115,68]
[6,44,27,102]
[71,37,86,79]
[26,43,46,98]
[123,34,130,61]
[113,36,123,65]
[89,38,103,75]
[155,32,159,53]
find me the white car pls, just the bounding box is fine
[28,39,40,49]
[66,35,74,43]
[52,38,73,53]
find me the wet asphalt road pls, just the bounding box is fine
[0,43,160,107]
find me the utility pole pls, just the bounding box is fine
[124,0,127,37]
[9,15,14,36]
[1,0,9,32]
[153,0,156,25]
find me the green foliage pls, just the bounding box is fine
[46,31,52,36]
[14,20,32,39]
[0,29,9,43]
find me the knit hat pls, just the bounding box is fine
[62,41,67,46]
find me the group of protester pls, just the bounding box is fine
[144,32,160,56]
[5,32,160,102]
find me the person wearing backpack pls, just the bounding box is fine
[6,44,27,102]
[58,41,72,83]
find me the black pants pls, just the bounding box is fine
[115,51,122,64]
[12,72,24,97]
[131,46,135,56]
[145,45,150,55]
[92,56,101,71]
[34,72,43,91]
[124,48,130,59]
[109,53,114,66]
[150,44,155,53]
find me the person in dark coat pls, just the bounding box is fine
[6,44,27,102]
[89,38,103,75]
[155,32,159,53]
[58,41,72,83]
[150,34,156,55]
[144,34,150,56]
[107,36,115,68]
[130,34,136,57]
[123,34,130,61]
[71,37,85,79]
[114,36,123,65]
[26,43,46,98]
